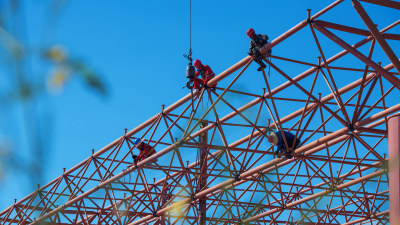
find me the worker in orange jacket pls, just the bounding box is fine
[132,138,157,165]
[192,59,217,90]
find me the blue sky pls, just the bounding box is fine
[0,0,398,212]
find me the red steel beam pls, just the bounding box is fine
[1,38,250,222]
[198,121,208,225]
[241,169,387,223]
[11,1,394,222]
[315,20,400,40]
[353,0,400,75]
[355,105,400,128]
[236,160,387,223]
[208,0,345,87]
[359,0,400,10]
[71,63,392,225]
[271,63,394,130]
[69,18,396,225]
[28,85,398,224]
[77,111,390,225]
[5,5,400,224]
[388,114,400,225]
[26,17,395,222]
[304,189,388,224]
[265,17,400,129]
[312,21,400,90]
[341,210,389,225]
[73,76,395,224]
[258,0,345,57]
[129,104,397,225]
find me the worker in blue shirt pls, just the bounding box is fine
[267,129,301,159]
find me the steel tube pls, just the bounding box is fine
[62,64,385,224]
[359,0,400,10]
[17,2,397,224]
[242,169,386,223]
[3,41,249,222]
[29,69,398,225]
[388,114,400,225]
[271,63,394,129]
[315,20,400,40]
[355,104,400,128]
[198,121,208,225]
[53,24,393,224]
[341,210,389,225]
[6,5,400,222]
[129,104,397,225]
[353,0,400,74]
[312,21,400,89]
[258,0,345,56]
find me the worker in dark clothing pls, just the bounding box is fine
[192,59,217,90]
[247,28,271,71]
[267,130,301,159]
[132,138,157,166]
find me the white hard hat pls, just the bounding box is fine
[268,132,278,146]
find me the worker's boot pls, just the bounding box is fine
[274,149,282,158]
[259,61,267,71]
[255,58,267,71]
[132,155,138,165]
[285,150,293,159]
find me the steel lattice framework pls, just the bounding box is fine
[1,0,400,224]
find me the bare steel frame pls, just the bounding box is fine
[1,0,400,224]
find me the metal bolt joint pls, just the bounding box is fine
[347,124,355,132]
[235,174,241,181]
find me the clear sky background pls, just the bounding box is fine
[0,0,399,210]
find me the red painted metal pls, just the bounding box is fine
[359,0,400,10]
[312,21,400,90]
[198,121,208,225]
[353,0,400,74]
[389,114,400,225]
[315,20,400,40]
[0,1,398,224]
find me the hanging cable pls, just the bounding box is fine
[189,0,192,54]
[183,0,194,66]
[183,0,196,113]
[184,0,195,75]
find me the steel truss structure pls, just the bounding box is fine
[2,0,400,224]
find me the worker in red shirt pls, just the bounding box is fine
[132,138,157,166]
[192,59,217,90]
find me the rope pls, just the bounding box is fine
[195,146,199,187]
[267,55,272,78]
[182,0,193,62]
[183,0,193,62]
[189,0,192,51]
[122,169,132,183]
[263,96,277,134]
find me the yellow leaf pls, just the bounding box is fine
[45,45,68,62]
